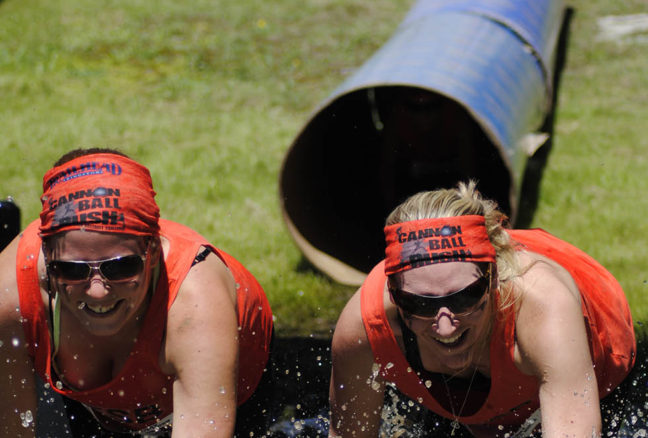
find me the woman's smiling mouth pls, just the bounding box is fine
[82,300,122,315]
[432,330,467,347]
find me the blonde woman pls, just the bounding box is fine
[329,181,635,437]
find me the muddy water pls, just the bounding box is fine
[35,330,647,437]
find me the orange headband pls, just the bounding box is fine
[384,215,496,275]
[39,153,160,237]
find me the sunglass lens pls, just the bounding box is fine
[50,261,90,281]
[101,255,144,281]
[391,270,491,318]
[453,277,489,313]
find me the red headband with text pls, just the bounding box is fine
[384,215,496,275]
[40,153,160,237]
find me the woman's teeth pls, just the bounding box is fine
[433,332,463,344]
[85,302,118,314]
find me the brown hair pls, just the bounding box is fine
[53,148,129,167]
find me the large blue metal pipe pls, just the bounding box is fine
[280,0,567,285]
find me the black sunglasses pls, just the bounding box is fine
[388,264,493,318]
[47,254,147,283]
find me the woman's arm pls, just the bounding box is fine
[163,249,239,438]
[515,261,601,438]
[0,238,38,437]
[329,289,385,437]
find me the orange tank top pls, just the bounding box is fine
[16,219,273,433]
[361,228,635,428]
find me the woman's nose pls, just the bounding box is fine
[434,308,458,336]
[84,276,110,299]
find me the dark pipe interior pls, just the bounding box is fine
[281,86,511,274]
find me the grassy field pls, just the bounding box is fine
[1,0,646,336]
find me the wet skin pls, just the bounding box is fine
[43,230,155,339]
[393,262,492,375]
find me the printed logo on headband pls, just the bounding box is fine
[45,186,125,232]
[45,161,123,189]
[40,153,160,237]
[396,224,472,269]
[384,215,496,275]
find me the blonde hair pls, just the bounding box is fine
[386,180,522,312]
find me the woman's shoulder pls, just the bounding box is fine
[515,250,580,302]
[332,288,373,351]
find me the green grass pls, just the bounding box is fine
[534,0,648,321]
[1,0,646,335]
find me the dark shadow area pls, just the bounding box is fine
[265,337,332,437]
[515,7,574,228]
[600,323,648,435]
[266,323,648,437]
[35,325,648,436]
[0,198,21,252]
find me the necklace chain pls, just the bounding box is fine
[441,366,480,436]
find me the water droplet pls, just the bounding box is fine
[20,410,33,428]
[78,302,86,310]
[11,338,19,347]
[425,380,432,388]
[55,381,63,389]
[219,386,226,394]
